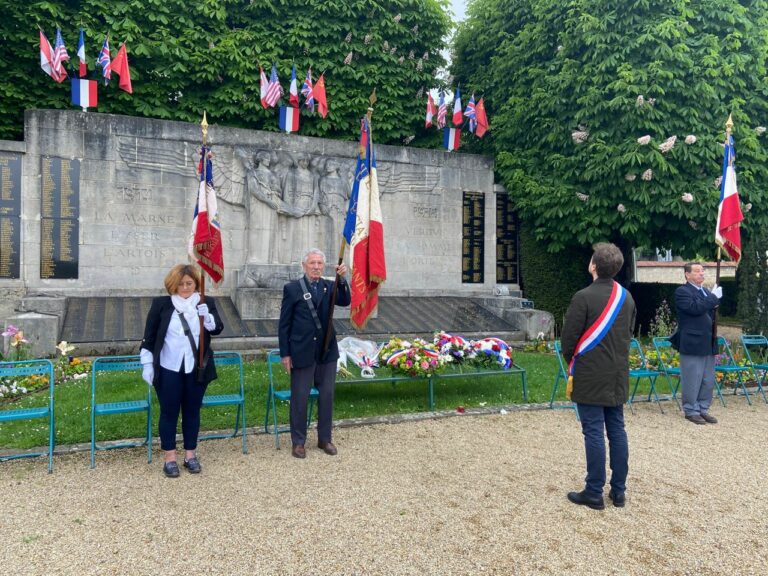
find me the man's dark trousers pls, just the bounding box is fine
[290,361,335,446]
[576,403,629,496]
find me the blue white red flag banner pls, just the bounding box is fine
[443,127,461,151]
[452,86,462,126]
[189,147,224,283]
[39,30,57,81]
[259,66,269,108]
[52,28,70,83]
[425,93,436,128]
[342,117,386,330]
[715,129,743,263]
[77,29,86,77]
[301,68,315,112]
[278,106,300,132]
[265,64,283,108]
[464,93,477,133]
[436,91,446,128]
[567,281,627,394]
[289,65,299,107]
[71,78,97,110]
[97,37,111,84]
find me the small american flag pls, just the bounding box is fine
[265,64,283,108]
[97,37,111,84]
[436,91,446,129]
[301,68,314,112]
[52,29,70,82]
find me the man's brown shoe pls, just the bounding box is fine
[685,414,707,425]
[318,441,338,456]
[700,413,718,424]
[291,444,306,459]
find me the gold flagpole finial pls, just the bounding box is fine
[201,111,209,146]
[367,89,377,121]
[725,113,734,135]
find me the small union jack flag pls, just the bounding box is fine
[301,68,314,112]
[464,93,477,133]
[97,37,111,84]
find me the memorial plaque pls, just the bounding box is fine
[496,193,519,284]
[40,157,80,279]
[0,152,21,278]
[462,192,485,284]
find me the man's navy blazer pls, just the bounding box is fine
[278,276,351,368]
[673,283,719,356]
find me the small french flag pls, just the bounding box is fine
[443,127,461,151]
[71,78,98,110]
[279,106,300,133]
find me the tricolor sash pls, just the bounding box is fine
[566,281,628,398]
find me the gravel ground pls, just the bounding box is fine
[2,400,767,576]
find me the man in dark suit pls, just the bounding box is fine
[673,262,722,425]
[278,248,351,459]
[561,243,636,510]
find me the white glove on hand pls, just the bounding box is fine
[142,364,154,386]
[197,304,209,317]
[711,285,723,299]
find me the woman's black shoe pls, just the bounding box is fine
[163,462,180,478]
[183,457,202,474]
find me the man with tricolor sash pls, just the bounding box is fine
[561,243,636,510]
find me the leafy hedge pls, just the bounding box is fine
[737,228,768,334]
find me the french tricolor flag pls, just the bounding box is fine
[443,127,461,151]
[71,78,98,110]
[279,106,300,133]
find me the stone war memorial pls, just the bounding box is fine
[0,109,552,356]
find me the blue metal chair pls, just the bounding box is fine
[715,336,751,405]
[90,356,152,469]
[740,334,768,404]
[628,339,665,413]
[651,336,682,410]
[0,359,55,473]
[264,349,318,449]
[199,351,247,453]
[549,340,578,418]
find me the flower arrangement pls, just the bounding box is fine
[470,337,512,370]
[433,331,474,364]
[380,337,443,377]
[53,341,90,383]
[1,325,30,361]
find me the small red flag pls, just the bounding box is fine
[315,73,328,118]
[475,97,489,138]
[111,44,133,94]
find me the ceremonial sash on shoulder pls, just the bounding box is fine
[566,281,627,399]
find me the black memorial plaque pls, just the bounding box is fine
[496,193,519,284]
[462,191,485,284]
[40,157,79,279]
[0,152,21,278]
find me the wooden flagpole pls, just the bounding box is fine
[198,111,208,375]
[321,89,376,356]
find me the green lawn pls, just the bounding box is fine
[0,351,666,451]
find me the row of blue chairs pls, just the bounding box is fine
[0,351,247,473]
[550,334,768,414]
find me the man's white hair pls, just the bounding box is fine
[302,248,326,265]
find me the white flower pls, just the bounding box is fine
[412,25,419,34]
[56,340,76,356]
[422,51,429,61]
[416,60,423,71]
[637,135,651,145]
[647,98,656,106]
[744,202,753,212]
[364,34,371,45]
[625,173,636,182]
[383,41,389,51]
[681,193,694,203]
[344,32,352,43]
[636,95,645,107]
[641,169,653,181]
[757,272,761,278]
[557,45,563,52]
[343,52,353,65]
[659,135,677,153]
[756,126,766,135]
[714,176,722,188]
[571,130,589,144]
[689,220,698,229]
[617,204,626,213]
[576,192,589,202]
[398,56,404,64]
[403,135,415,144]
[390,47,397,55]
[393,13,401,23]
[685,135,697,145]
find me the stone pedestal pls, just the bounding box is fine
[3,312,59,359]
[235,287,352,320]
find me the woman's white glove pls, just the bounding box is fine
[142,364,154,386]
[197,304,216,330]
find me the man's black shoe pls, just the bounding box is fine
[567,490,605,510]
[685,414,707,425]
[608,490,626,508]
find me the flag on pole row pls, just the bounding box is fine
[436,91,446,128]
[464,93,477,133]
[76,29,86,77]
[425,92,436,128]
[265,64,283,108]
[715,120,743,263]
[110,44,133,94]
[278,106,300,132]
[259,66,269,108]
[475,97,489,138]
[289,65,299,107]
[52,29,70,83]
[189,147,224,283]
[71,78,97,110]
[444,127,461,151]
[302,68,315,112]
[343,117,386,330]
[39,30,57,81]
[315,73,328,118]
[452,86,462,126]
[97,36,111,84]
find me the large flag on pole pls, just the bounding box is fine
[715,121,743,263]
[76,29,86,77]
[39,30,57,80]
[52,28,70,83]
[342,117,386,330]
[315,73,328,118]
[189,147,224,283]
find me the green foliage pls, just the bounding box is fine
[737,228,768,333]
[647,298,675,337]
[0,0,451,144]
[452,0,768,256]
[629,282,678,335]
[518,221,592,329]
